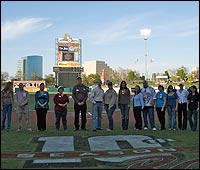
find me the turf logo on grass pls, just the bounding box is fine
[24,135,199,169]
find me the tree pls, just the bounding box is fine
[1,71,9,82]
[87,74,100,85]
[163,70,170,79]
[31,72,38,80]
[176,66,188,81]
[82,74,89,85]
[44,74,55,87]
[128,71,135,81]
[192,67,199,80]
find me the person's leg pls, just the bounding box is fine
[149,107,156,129]
[97,103,103,129]
[61,110,67,130]
[36,109,42,131]
[74,103,80,130]
[24,106,31,130]
[55,110,61,130]
[182,103,187,130]
[120,104,126,130]
[187,109,193,130]
[1,104,7,129]
[192,110,198,131]
[16,107,22,130]
[167,106,172,129]
[143,108,148,129]
[107,104,116,130]
[172,107,177,129]
[80,103,87,129]
[124,104,129,130]
[135,107,142,130]
[42,109,47,130]
[92,103,97,130]
[178,103,183,130]
[6,104,12,131]
[160,108,166,130]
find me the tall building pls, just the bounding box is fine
[17,55,43,80]
[82,60,113,79]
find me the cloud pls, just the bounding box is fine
[1,17,52,41]
[86,11,160,45]
[90,17,137,45]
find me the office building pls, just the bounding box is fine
[82,60,113,78]
[17,55,43,80]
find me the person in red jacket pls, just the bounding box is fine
[53,86,69,130]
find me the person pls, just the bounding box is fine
[104,81,117,131]
[72,76,88,131]
[118,81,130,130]
[176,83,189,130]
[15,83,31,131]
[132,85,144,130]
[187,85,199,131]
[141,80,157,130]
[166,85,178,130]
[53,86,69,130]
[154,85,167,130]
[89,79,104,132]
[1,82,14,132]
[35,83,49,131]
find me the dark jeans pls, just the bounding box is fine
[36,108,47,131]
[178,103,187,130]
[143,107,156,129]
[156,107,166,130]
[105,104,116,130]
[187,109,198,131]
[1,104,12,130]
[74,102,87,129]
[55,109,67,130]
[120,104,129,130]
[133,106,142,130]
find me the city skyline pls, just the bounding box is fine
[1,1,199,78]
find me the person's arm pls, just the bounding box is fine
[21,91,29,106]
[109,90,117,109]
[82,86,88,103]
[72,86,79,103]
[63,95,69,106]
[140,93,144,109]
[127,89,131,107]
[1,91,3,110]
[118,90,121,108]
[89,89,95,103]
[53,94,59,105]
[162,93,167,111]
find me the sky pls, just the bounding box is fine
[1,1,199,78]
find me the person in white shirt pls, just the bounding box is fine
[176,83,189,130]
[141,80,157,131]
[89,79,104,131]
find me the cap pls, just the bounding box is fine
[77,76,82,80]
[58,86,64,91]
[107,81,113,86]
[179,83,184,86]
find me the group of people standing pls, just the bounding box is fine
[1,79,199,132]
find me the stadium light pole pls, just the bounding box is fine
[140,28,151,80]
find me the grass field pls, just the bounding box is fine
[1,94,199,169]
[1,115,199,169]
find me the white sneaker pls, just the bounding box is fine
[106,128,112,131]
[27,128,32,131]
[152,128,157,131]
[16,129,21,132]
[144,127,148,130]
